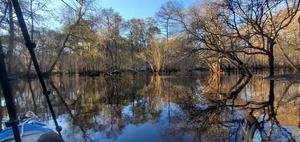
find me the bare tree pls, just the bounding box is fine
[97,8,124,71]
[223,0,300,76]
[125,18,146,70]
[275,14,300,73]
[158,1,252,76]
[188,2,253,75]
[44,0,94,77]
[135,18,162,74]
[156,1,184,73]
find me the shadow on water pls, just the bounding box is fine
[0,74,299,141]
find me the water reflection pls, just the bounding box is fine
[0,74,299,141]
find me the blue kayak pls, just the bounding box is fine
[0,112,62,142]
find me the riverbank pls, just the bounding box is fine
[268,73,300,83]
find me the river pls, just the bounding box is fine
[0,73,299,141]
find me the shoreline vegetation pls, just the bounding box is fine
[268,74,300,83]
[1,0,300,84]
[9,65,300,84]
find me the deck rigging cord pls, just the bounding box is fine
[19,111,57,140]
[9,0,63,140]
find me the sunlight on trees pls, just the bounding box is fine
[224,0,300,76]
[0,0,299,77]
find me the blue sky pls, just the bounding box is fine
[99,0,201,20]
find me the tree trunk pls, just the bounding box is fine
[44,33,70,77]
[130,43,135,69]
[268,44,275,77]
[44,4,85,77]
[149,63,154,74]
[7,1,14,74]
[223,55,252,77]
[27,60,32,77]
[276,39,299,73]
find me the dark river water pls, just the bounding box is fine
[0,73,299,142]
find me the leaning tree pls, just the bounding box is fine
[223,0,300,76]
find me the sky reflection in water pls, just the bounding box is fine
[1,74,300,141]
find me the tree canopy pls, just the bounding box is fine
[0,0,299,77]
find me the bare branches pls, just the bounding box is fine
[0,1,8,25]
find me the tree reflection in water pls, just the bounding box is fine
[0,74,299,142]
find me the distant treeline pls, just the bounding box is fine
[1,0,300,78]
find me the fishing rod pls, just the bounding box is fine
[0,40,21,142]
[10,0,63,139]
